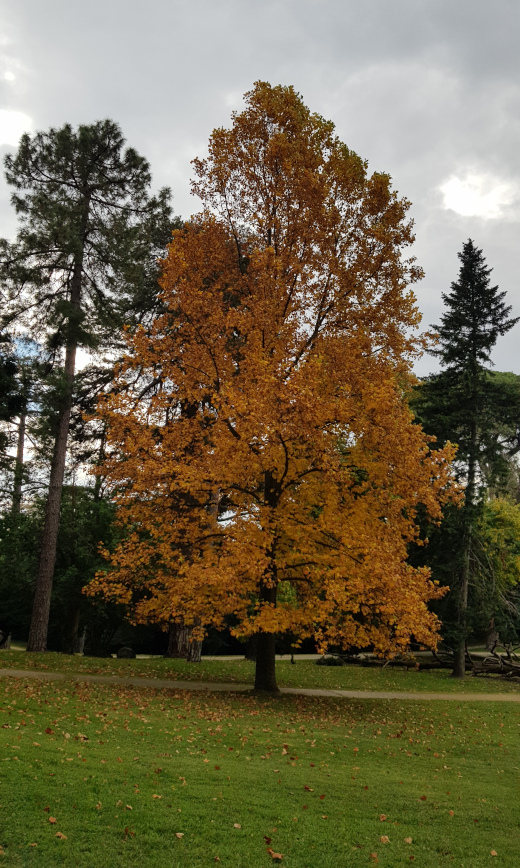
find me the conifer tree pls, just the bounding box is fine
[0,120,173,651]
[413,239,518,676]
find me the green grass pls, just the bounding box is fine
[0,676,519,867]
[1,649,519,694]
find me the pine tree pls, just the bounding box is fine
[413,239,518,677]
[0,120,173,651]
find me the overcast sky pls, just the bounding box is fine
[0,0,519,375]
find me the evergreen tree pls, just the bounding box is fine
[413,239,518,676]
[0,120,174,652]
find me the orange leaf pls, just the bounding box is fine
[49,817,57,825]
[55,832,67,840]
[266,847,283,861]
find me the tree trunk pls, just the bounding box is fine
[12,408,26,516]
[253,471,280,692]
[254,632,278,692]
[187,637,202,662]
[166,620,191,658]
[26,231,87,652]
[451,419,477,679]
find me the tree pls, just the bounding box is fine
[412,240,518,676]
[87,83,456,692]
[0,120,173,651]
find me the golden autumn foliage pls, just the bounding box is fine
[87,83,457,689]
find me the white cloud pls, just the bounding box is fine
[440,173,515,219]
[0,108,32,146]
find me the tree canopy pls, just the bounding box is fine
[0,119,173,651]
[412,239,519,676]
[87,83,457,690]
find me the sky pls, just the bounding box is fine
[0,0,519,376]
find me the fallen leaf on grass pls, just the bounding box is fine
[55,832,67,840]
[29,843,37,847]
[43,806,50,813]
[123,827,135,839]
[404,837,413,844]
[233,823,241,829]
[152,794,162,799]
[266,847,283,861]
[380,836,390,844]
[379,814,387,822]
[49,817,57,825]
[491,851,498,857]
[175,832,184,839]
[370,854,378,863]
[264,837,272,845]
[448,810,454,817]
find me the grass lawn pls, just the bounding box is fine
[0,676,519,867]
[1,649,519,695]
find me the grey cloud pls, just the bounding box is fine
[0,0,518,372]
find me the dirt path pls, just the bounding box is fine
[1,667,520,702]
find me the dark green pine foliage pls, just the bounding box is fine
[0,120,174,652]
[412,239,518,676]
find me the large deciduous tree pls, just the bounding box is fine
[88,83,456,691]
[412,240,518,677]
[0,120,173,651]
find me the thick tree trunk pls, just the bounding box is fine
[166,619,203,661]
[254,572,279,692]
[187,636,202,662]
[253,471,280,692]
[26,241,86,652]
[12,408,26,516]
[254,632,278,692]
[166,621,191,658]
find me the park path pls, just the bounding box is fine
[1,667,520,703]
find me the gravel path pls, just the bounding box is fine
[1,667,520,702]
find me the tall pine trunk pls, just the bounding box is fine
[451,418,477,679]
[26,255,84,652]
[12,408,26,516]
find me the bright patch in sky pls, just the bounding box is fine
[440,174,514,219]
[0,108,32,146]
